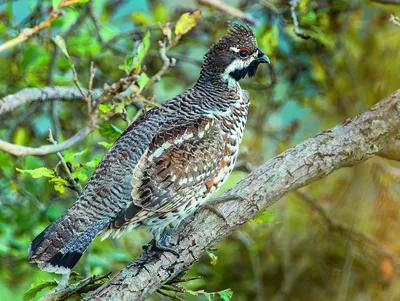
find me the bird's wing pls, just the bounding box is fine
[110,116,224,228]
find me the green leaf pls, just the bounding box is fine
[98,122,123,141]
[52,35,71,62]
[85,157,102,168]
[138,73,149,89]
[218,289,233,301]
[23,280,57,301]
[99,103,114,113]
[16,167,55,179]
[152,3,169,23]
[13,127,26,145]
[71,170,88,182]
[203,292,212,301]
[175,9,202,36]
[64,149,87,162]
[98,141,113,149]
[134,31,151,71]
[49,177,69,194]
[207,251,218,265]
[52,0,62,8]
[252,210,275,224]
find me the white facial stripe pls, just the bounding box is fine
[222,49,258,87]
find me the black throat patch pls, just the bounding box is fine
[229,60,262,81]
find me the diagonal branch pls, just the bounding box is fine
[197,0,258,26]
[0,0,85,53]
[84,90,400,300]
[294,190,400,266]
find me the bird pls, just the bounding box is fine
[28,22,270,286]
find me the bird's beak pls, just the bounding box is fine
[256,48,270,64]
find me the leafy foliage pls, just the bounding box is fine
[23,280,57,301]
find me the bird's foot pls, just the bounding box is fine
[56,271,70,290]
[143,227,179,256]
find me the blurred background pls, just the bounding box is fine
[1,0,400,300]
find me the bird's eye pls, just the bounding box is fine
[239,48,250,58]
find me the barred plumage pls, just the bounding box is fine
[28,22,270,275]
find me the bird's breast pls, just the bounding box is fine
[203,93,249,197]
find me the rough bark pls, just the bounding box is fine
[84,91,400,300]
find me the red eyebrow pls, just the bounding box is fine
[239,47,250,53]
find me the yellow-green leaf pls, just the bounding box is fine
[99,103,114,113]
[207,251,218,265]
[23,280,57,301]
[218,289,234,301]
[49,177,69,194]
[98,141,113,149]
[252,210,275,224]
[138,73,149,89]
[175,9,202,36]
[16,167,55,178]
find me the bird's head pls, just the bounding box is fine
[200,22,270,86]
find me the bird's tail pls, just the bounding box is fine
[28,210,107,274]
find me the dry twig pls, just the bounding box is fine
[0,0,84,52]
[47,129,83,194]
[289,0,310,39]
[294,190,400,266]
[390,14,400,27]
[198,0,257,26]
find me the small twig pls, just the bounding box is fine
[371,0,400,4]
[198,0,257,26]
[390,14,400,27]
[157,290,186,301]
[289,0,310,39]
[0,0,85,52]
[87,61,97,120]
[47,129,83,194]
[147,40,177,87]
[39,272,112,301]
[168,276,204,284]
[294,190,400,266]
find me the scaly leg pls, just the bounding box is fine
[143,227,179,256]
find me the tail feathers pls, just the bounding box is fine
[28,216,108,274]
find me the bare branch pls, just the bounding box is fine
[390,14,400,27]
[371,0,400,4]
[197,0,258,26]
[294,190,400,266]
[84,90,400,300]
[0,0,85,53]
[289,0,311,39]
[0,127,92,156]
[147,40,176,88]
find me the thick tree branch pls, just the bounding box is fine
[84,90,400,300]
